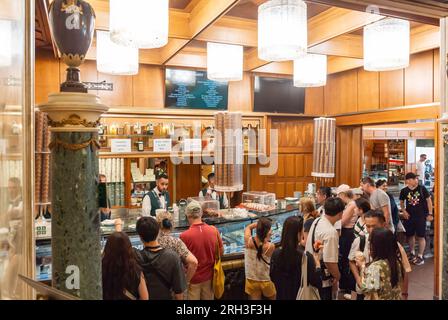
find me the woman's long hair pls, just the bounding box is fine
[369,228,404,288]
[355,197,371,214]
[102,232,141,300]
[299,198,317,221]
[279,216,304,269]
[255,217,272,261]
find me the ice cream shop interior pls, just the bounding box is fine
[2,0,448,301]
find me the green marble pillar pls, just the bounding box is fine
[39,92,108,300]
[50,131,102,299]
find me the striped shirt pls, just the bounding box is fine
[354,216,367,238]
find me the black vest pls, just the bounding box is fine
[144,190,170,216]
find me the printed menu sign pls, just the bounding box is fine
[111,139,131,153]
[154,139,172,152]
[184,139,202,152]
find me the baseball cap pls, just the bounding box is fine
[186,200,202,215]
[351,188,363,196]
[405,172,418,180]
[336,184,350,195]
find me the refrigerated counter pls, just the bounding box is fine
[35,205,300,282]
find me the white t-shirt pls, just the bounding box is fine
[416,161,425,181]
[305,215,339,287]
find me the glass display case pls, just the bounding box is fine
[241,191,276,212]
[35,206,299,281]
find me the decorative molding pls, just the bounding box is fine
[47,113,100,128]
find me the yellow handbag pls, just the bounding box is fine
[213,231,225,299]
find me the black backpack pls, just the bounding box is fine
[359,235,366,252]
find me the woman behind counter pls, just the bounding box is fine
[270,216,322,300]
[102,232,149,300]
[156,212,198,282]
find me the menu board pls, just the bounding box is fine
[165,68,228,110]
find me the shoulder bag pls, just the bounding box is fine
[213,230,225,299]
[296,252,321,300]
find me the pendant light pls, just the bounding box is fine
[312,117,336,179]
[258,0,308,62]
[294,54,327,87]
[364,18,410,71]
[109,0,169,49]
[97,30,139,75]
[207,42,243,82]
[0,19,12,67]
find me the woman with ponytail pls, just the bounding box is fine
[157,212,198,283]
[244,217,276,300]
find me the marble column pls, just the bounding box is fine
[38,93,108,299]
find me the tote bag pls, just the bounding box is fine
[213,231,225,299]
[296,252,320,300]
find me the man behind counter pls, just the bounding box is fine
[142,173,170,217]
[198,172,229,209]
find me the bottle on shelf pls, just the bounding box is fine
[137,139,144,152]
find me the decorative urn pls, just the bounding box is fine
[48,0,95,93]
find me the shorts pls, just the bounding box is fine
[403,214,426,238]
[245,279,276,298]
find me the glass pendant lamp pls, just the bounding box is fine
[97,30,139,75]
[258,0,308,62]
[364,18,410,71]
[207,42,243,82]
[294,54,327,87]
[110,0,169,49]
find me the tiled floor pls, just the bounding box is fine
[408,257,434,300]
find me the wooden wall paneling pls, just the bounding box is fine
[228,72,253,112]
[275,182,286,198]
[284,154,295,177]
[336,126,362,187]
[97,72,133,107]
[324,69,358,115]
[434,49,440,102]
[248,163,265,191]
[379,69,404,109]
[35,49,60,104]
[305,87,324,116]
[132,65,165,108]
[304,154,313,177]
[295,154,305,177]
[357,69,379,112]
[404,50,434,106]
[277,154,285,177]
[174,163,202,202]
[285,182,295,197]
[266,182,276,194]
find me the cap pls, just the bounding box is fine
[351,188,363,196]
[336,184,351,195]
[405,172,418,180]
[186,200,202,215]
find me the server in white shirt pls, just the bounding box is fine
[198,173,229,209]
[142,173,170,217]
[416,154,427,185]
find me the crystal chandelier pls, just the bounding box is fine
[110,0,169,49]
[207,42,243,82]
[294,54,327,87]
[97,30,139,75]
[364,18,410,71]
[0,19,12,67]
[258,0,308,62]
[312,117,336,179]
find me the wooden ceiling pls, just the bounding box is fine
[35,0,442,77]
